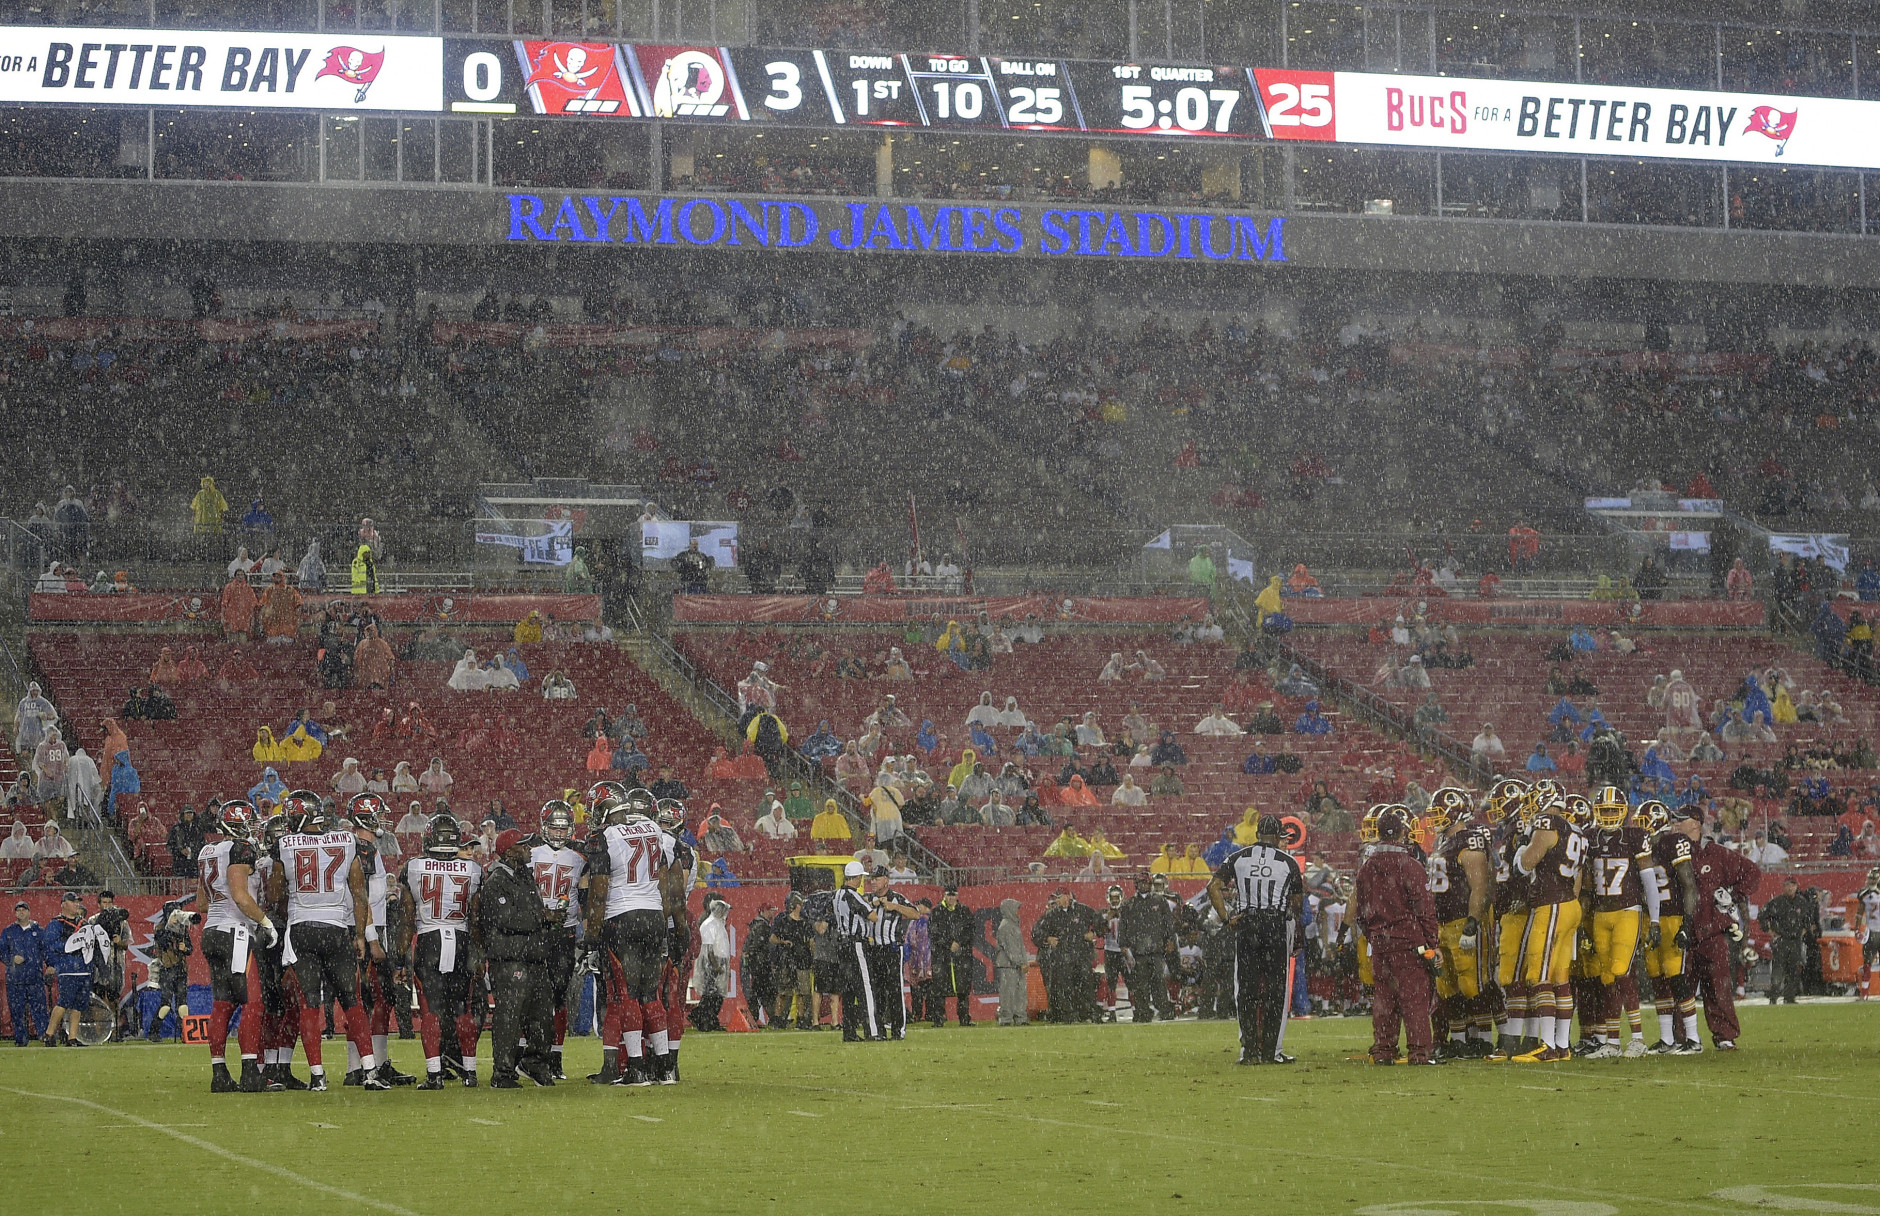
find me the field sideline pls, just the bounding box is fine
[1,1004,1874,1216]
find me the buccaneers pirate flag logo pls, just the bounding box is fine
[1744,105,1799,157]
[317,46,386,103]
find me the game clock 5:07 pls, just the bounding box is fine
[1066,61,1256,137]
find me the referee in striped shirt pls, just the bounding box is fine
[863,871,922,1041]
[825,861,879,1042]
[1208,815,1305,1066]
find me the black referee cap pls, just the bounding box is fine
[1257,814,1284,836]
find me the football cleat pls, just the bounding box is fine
[210,1063,238,1093]
[417,1074,447,1090]
[1586,1043,1624,1060]
[462,1070,478,1088]
[1511,1046,1567,1063]
[612,1058,655,1086]
[489,1076,522,1089]
[360,1072,392,1091]
[376,1062,416,1086]
[1671,1040,1704,1055]
[238,1060,282,1093]
[1713,1039,1737,1051]
[1647,1040,1677,1055]
[1482,1048,1513,1062]
[1237,1051,1265,1065]
[307,1073,329,1092]
[1271,1051,1296,1064]
[341,1069,364,1087]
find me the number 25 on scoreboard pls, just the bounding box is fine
[1251,68,1337,141]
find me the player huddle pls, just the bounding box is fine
[1353,778,1761,1065]
[192,779,694,1093]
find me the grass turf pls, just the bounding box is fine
[1,1003,1875,1216]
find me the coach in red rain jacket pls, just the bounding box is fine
[1677,808,1761,1051]
[1355,806,1441,1065]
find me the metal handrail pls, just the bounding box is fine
[629,610,950,879]
[49,781,143,889]
[1266,633,1490,789]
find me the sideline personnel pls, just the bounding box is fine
[1355,806,1442,1065]
[475,829,555,1087]
[1208,814,1303,1065]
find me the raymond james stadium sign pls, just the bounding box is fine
[504,193,1288,264]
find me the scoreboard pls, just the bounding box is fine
[441,39,1262,140]
[6,24,1878,171]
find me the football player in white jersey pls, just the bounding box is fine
[195,800,280,1093]
[584,787,682,1087]
[653,797,695,1083]
[527,799,585,1078]
[400,814,485,1088]
[343,794,415,1088]
[264,791,387,1090]
[253,812,309,1089]
[1858,867,1880,1000]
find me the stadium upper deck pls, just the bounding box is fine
[5,0,1880,285]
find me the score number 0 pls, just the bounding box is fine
[1120,85,1242,132]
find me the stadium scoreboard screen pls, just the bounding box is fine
[441,40,1259,138]
[4,25,1880,171]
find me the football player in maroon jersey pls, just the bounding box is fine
[1425,787,1494,1058]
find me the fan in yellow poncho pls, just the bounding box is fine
[1254,575,1282,625]
[1086,829,1125,859]
[514,610,545,644]
[1043,827,1092,858]
[278,722,324,763]
[946,747,979,791]
[1232,806,1262,845]
[810,798,852,840]
[251,726,284,763]
[1148,844,1177,873]
[191,475,228,535]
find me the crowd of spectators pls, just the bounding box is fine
[13,267,1880,591]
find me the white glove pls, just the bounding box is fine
[258,917,279,949]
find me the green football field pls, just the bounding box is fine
[2,1004,1875,1216]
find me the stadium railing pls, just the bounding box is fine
[622,598,954,880]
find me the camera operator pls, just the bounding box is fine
[149,899,197,1041]
[94,890,131,1037]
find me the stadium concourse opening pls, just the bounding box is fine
[3,0,1880,1206]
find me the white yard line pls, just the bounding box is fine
[0,1087,420,1216]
